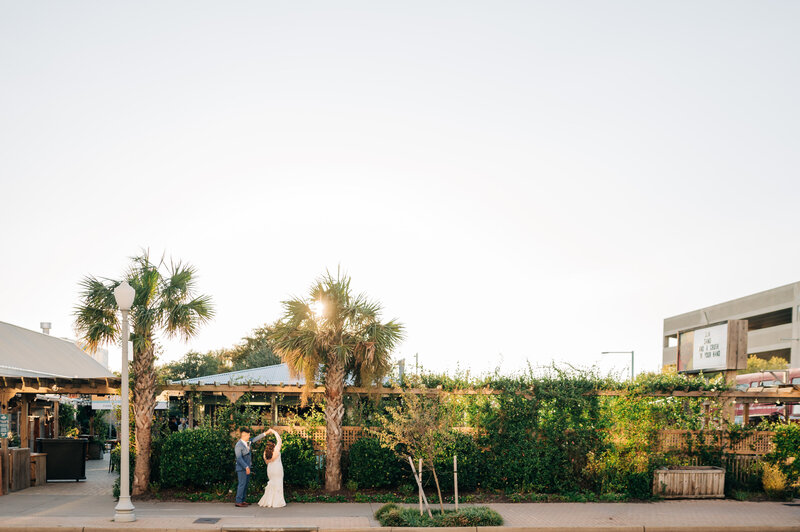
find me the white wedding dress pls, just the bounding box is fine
[258,439,286,508]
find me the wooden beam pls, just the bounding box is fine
[20,396,29,449]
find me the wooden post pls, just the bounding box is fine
[742,402,750,426]
[20,397,29,450]
[1,391,10,495]
[408,456,432,518]
[188,395,194,428]
[271,395,278,425]
[418,458,423,515]
[53,400,59,438]
[724,320,748,423]
[454,454,459,511]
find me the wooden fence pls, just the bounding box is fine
[657,430,774,455]
[249,426,368,451]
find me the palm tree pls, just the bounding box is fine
[74,251,213,495]
[269,270,404,491]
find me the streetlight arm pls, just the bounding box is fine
[601,350,635,381]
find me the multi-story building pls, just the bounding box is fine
[663,282,800,370]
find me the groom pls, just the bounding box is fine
[234,427,252,507]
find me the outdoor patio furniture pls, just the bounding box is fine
[35,438,88,481]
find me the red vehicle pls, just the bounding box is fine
[734,369,800,423]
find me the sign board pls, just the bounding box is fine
[692,323,728,371]
[0,413,8,438]
[91,396,167,411]
[677,320,748,374]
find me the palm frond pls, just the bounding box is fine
[163,295,214,341]
[74,276,119,352]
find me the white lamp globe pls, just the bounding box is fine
[114,281,135,311]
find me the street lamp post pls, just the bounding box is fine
[113,281,136,522]
[601,350,635,381]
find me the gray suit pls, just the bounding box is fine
[234,439,252,503]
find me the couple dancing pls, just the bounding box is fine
[234,427,285,508]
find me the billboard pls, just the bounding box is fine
[677,320,746,373]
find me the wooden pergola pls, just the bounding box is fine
[1,376,120,446]
[158,382,800,425]
[0,375,121,494]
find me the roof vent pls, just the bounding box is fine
[40,322,52,335]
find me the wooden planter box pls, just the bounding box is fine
[9,448,31,492]
[30,453,47,487]
[653,466,725,499]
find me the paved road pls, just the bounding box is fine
[1,455,798,530]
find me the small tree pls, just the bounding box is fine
[378,390,454,513]
[746,355,789,372]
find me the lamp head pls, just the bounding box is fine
[114,281,135,311]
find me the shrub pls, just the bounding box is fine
[374,503,502,527]
[762,463,789,500]
[432,431,482,492]
[765,423,800,493]
[251,432,318,489]
[159,428,234,488]
[110,441,135,498]
[348,437,404,489]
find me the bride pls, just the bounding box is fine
[257,428,286,508]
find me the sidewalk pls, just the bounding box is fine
[0,456,797,531]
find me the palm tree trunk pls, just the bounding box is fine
[324,355,345,492]
[132,344,156,496]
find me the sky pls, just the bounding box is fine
[1,1,799,377]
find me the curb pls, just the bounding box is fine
[1,527,800,532]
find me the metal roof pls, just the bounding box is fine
[0,321,115,379]
[171,363,305,386]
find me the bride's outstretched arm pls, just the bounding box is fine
[270,429,282,453]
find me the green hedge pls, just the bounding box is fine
[347,437,404,489]
[159,428,234,488]
[431,432,481,492]
[251,432,319,489]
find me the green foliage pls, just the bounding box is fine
[111,440,136,498]
[475,366,606,494]
[765,423,800,494]
[431,432,481,492]
[58,403,77,436]
[210,393,267,434]
[746,354,789,372]
[159,427,234,488]
[347,437,405,489]
[229,325,282,370]
[375,503,503,527]
[160,350,225,382]
[251,432,319,489]
[623,371,730,395]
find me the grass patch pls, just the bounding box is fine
[375,503,503,527]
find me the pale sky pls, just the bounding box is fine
[2,1,799,377]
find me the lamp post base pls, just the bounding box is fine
[114,496,136,522]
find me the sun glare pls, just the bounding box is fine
[310,300,325,319]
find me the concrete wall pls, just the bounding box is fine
[663,282,800,369]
